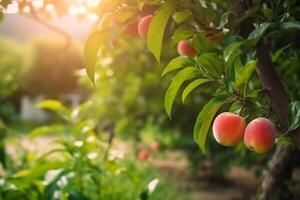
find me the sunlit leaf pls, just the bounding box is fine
[182,79,210,103]
[84,31,109,85]
[37,99,71,120]
[173,12,190,24]
[161,56,194,77]
[164,67,198,117]
[147,0,175,62]
[193,97,225,153]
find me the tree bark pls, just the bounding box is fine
[230,0,300,199]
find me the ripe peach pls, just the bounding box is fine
[138,15,153,38]
[177,40,197,58]
[138,150,150,161]
[123,21,139,37]
[244,118,276,153]
[150,142,161,152]
[139,5,158,16]
[213,112,246,146]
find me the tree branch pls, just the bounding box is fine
[25,4,72,50]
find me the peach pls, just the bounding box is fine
[139,5,158,16]
[150,142,161,152]
[244,118,276,153]
[123,21,140,37]
[138,15,153,37]
[138,150,150,161]
[213,112,246,146]
[177,40,197,58]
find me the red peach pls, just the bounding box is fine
[139,5,158,16]
[123,21,140,37]
[138,150,150,161]
[150,142,161,152]
[213,112,246,146]
[177,40,197,58]
[244,118,276,153]
[138,15,153,38]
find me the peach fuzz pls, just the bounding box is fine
[138,15,153,37]
[177,40,197,58]
[212,112,246,146]
[244,118,276,153]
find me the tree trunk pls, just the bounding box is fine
[230,0,300,199]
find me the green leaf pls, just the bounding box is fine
[37,99,70,120]
[38,99,68,112]
[147,0,175,62]
[162,56,194,77]
[45,170,66,200]
[84,31,109,85]
[288,101,300,132]
[193,98,225,153]
[173,11,190,24]
[9,161,65,189]
[30,125,67,138]
[164,67,198,117]
[182,79,210,103]
[192,32,211,52]
[235,60,257,87]
[281,21,300,31]
[223,42,242,64]
[248,23,271,40]
[196,53,224,77]
[68,191,89,200]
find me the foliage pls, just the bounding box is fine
[0,38,29,100]
[0,100,182,200]
[22,37,84,96]
[82,0,300,154]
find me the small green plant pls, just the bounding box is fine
[0,99,176,200]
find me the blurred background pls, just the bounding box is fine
[0,1,288,200]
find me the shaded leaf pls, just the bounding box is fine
[182,79,210,103]
[193,98,225,153]
[235,60,257,87]
[288,101,300,132]
[192,32,211,52]
[196,53,224,77]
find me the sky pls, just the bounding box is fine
[0,14,93,42]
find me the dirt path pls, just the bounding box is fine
[151,151,260,200]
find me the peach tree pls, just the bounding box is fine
[84,0,300,199]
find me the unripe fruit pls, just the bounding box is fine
[177,40,197,58]
[138,150,150,161]
[138,15,153,37]
[244,118,276,153]
[213,112,246,146]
